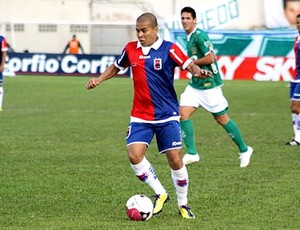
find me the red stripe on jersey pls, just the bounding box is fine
[169,43,190,68]
[1,37,8,52]
[125,42,155,120]
[116,40,190,121]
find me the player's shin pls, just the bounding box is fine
[130,156,166,195]
[171,165,189,207]
[180,119,198,155]
[292,113,300,142]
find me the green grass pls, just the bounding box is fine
[0,76,299,229]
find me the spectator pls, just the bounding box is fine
[63,34,84,54]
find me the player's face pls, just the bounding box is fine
[285,1,300,26]
[296,16,300,32]
[181,12,196,35]
[136,20,158,47]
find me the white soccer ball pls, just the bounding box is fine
[125,194,153,221]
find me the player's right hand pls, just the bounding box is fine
[194,69,212,79]
[200,69,212,78]
[86,78,98,89]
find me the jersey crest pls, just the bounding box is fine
[154,58,162,70]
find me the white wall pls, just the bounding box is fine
[0,0,265,54]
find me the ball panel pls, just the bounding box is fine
[125,194,153,221]
[126,208,142,221]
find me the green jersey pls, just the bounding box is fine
[186,28,223,90]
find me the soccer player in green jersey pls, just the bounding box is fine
[179,6,253,168]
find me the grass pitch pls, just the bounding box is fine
[0,76,299,229]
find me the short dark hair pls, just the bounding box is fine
[136,12,158,28]
[283,0,300,9]
[181,6,196,19]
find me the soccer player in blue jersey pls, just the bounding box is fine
[286,13,300,145]
[0,35,8,111]
[86,13,212,218]
[179,7,253,167]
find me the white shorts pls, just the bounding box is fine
[179,85,228,114]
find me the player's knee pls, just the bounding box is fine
[179,107,195,120]
[214,116,226,125]
[290,102,300,114]
[290,103,300,114]
[180,110,191,120]
[214,113,229,126]
[166,152,183,170]
[180,114,189,120]
[127,152,144,165]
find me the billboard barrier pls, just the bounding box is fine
[5,53,129,76]
[178,56,295,82]
[5,52,296,82]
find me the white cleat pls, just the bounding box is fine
[182,153,200,165]
[285,139,300,146]
[239,146,253,168]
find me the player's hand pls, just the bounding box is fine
[194,69,212,79]
[86,78,99,89]
[188,62,212,79]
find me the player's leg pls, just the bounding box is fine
[166,148,194,218]
[290,100,300,144]
[200,87,253,167]
[0,73,3,111]
[157,121,194,218]
[214,112,253,167]
[214,113,248,153]
[180,106,200,164]
[286,82,300,145]
[126,123,167,207]
[179,85,200,165]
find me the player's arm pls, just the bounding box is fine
[0,51,6,72]
[193,33,215,66]
[186,61,212,79]
[193,51,214,66]
[62,43,69,54]
[169,43,211,78]
[86,64,120,89]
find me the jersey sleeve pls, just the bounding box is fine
[196,31,213,56]
[169,43,192,70]
[114,43,131,70]
[1,37,8,52]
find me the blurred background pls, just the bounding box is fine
[0,0,295,54]
[0,0,298,79]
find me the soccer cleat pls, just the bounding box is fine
[285,139,300,146]
[182,153,200,165]
[178,205,195,219]
[153,193,169,215]
[239,146,253,168]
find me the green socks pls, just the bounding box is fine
[181,119,248,154]
[180,119,198,155]
[223,119,248,153]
